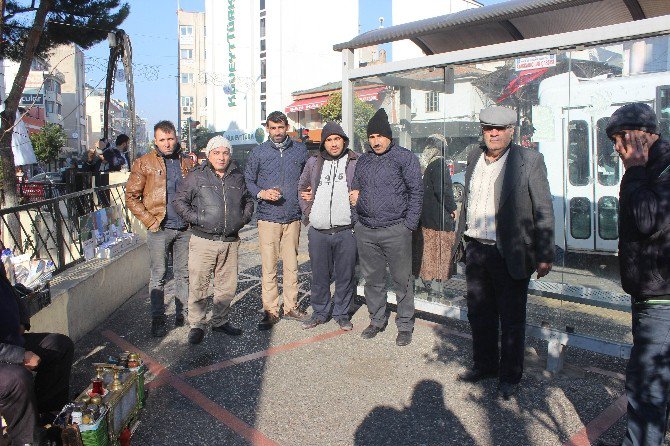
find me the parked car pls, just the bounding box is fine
[28,171,63,184]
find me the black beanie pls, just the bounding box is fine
[606,103,658,141]
[367,108,393,139]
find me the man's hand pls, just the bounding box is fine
[300,186,313,202]
[536,262,553,279]
[23,351,40,370]
[349,190,360,206]
[614,131,659,170]
[260,189,281,202]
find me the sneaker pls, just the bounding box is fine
[361,324,382,339]
[301,317,323,330]
[258,312,280,331]
[336,319,353,331]
[283,308,309,322]
[151,316,167,338]
[188,328,205,344]
[175,313,185,327]
[212,322,243,336]
[396,331,413,346]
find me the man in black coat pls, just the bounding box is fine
[598,103,670,446]
[0,265,74,445]
[173,136,254,345]
[454,105,554,400]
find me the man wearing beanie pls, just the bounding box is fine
[298,121,358,331]
[174,136,254,344]
[597,103,670,446]
[245,111,310,330]
[350,108,423,346]
[453,105,554,400]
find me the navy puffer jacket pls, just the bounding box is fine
[352,143,423,230]
[244,138,308,223]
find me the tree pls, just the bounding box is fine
[0,0,129,210]
[319,91,376,151]
[30,122,65,163]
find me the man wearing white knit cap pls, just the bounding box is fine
[174,135,254,344]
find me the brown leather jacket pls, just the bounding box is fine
[125,150,194,231]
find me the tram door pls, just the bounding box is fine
[564,109,621,253]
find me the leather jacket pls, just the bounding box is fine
[125,149,194,231]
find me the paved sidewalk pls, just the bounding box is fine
[68,226,665,446]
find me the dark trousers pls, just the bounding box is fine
[465,240,529,384]
[622,303,670,446]
[146,227,190,318]
[307,226,357,322]
[355,222,415,332]
[0,333,74,444]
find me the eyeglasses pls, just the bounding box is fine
[482,125,511,132]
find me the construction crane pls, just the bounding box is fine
[102,29,136,161]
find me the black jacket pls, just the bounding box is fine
[618,137,670,298]
[173,160,254,240]
[420,157,457,231]
[0,263,30,364]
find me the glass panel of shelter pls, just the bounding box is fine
[349,33,670,346]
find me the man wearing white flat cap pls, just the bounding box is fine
[453,105,554,399]
[174,135,254,344]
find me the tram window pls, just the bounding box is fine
[596,117,619,186]
[568,120,590,186]
[570,197,591,239]
[598,196,619,240]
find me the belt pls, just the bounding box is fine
[191,229,237,242]
[314,224,354,235]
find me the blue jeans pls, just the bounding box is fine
[146,228,190,318]
[623,303,670,446]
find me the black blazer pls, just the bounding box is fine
[454,143,555,280]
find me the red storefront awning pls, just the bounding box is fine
[285,86,386,113]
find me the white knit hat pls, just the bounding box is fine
[203,135,232,155]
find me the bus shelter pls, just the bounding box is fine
[335,0,670,370]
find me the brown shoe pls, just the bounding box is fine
[258,312,280,331]
[283,308,309,322]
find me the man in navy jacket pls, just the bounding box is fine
[0,265,74,445]
[245,111,309,330]
[350,108,423,346]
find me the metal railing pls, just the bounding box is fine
[0,183,131,273]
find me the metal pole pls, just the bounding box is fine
[188,117,193,152]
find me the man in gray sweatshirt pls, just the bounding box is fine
[298,122,358,330]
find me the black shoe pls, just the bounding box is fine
[175,313,185,327]
[188,328,205,344]
[258,312,280,331]
[396,331,413,346]
[301,317,323,330]
[212,322,243,336]
[499,382,519,400]
[151,316,168,338]
[361,324,382,339]
[457,368,498,383]
[336,318,353,331]
[283,308,309,322]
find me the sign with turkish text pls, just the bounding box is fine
[514,54,556,71]
[20,93,44,105]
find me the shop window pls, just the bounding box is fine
[598,197,619,240]
[568,120,590,186]
[570,197,591,239]
[596,117,619,186]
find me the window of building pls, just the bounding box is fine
[260,0,265,10]
[260,59,266,80]
[204,97,207,107]
[260,40,266,52]
[181,73,194,84]
[181,96,194,107]
[55,82,61,94]
[180,25,193,36]
[425,91,439,112]
[44,79,52,91]
[180,49,193,59]
[57,103,62,114]
[204,26,206,37]
[46,101,54,113]
[261,101,266,121]
[204,49,207,59]
[260,81,266,94]
[260,18,265,38]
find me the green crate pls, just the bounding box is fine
[79,407,110,446]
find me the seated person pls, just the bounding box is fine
[0,265,74,445]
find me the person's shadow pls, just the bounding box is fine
[354,379,474,445]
